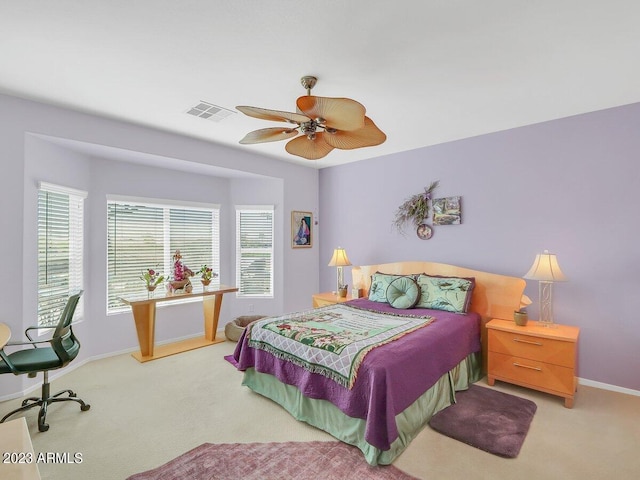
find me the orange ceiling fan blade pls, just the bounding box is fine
[296,96,365,131]
[322,117,387,150]
[236,105,309,124]
[239,127,299,145]
[285,133,334,160]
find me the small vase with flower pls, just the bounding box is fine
[141,268,165,292]
[197,264,218,287]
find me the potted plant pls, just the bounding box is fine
[197,265,218,286]
[514,308,528,326]
[140,268,164,291]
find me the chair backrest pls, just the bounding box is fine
[50,291,83,365]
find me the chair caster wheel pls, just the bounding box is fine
[81,404,91,411]
[38,408,49,432]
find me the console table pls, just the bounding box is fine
[120,284,238,362]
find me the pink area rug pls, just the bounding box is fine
[126,441,419,480]
[429,384,537,458]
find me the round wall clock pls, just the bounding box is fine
[416,224,433,240]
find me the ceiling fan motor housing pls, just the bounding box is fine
[301,120,318,139]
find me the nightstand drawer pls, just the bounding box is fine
[489,352,575,395]
[489,329,576,368]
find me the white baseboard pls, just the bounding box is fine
[0,357,93,403]
[3,334,638,402]
[0,331,210,403]
[578,377,640,397]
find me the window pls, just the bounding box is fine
[37,183,86,327]
[236,206,274,297]
[107,197,220,313]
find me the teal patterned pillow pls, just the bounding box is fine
[415,274,475,313]
[368,273,401,302]
[386,276,420,309]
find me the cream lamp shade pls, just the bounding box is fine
[524,250,568,282]
[523,250,567,326]
[328,247,351,292]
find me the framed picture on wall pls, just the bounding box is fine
[291,211,313,248]
[432,196,462,225]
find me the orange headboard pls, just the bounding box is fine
[352,261,525,322]
[352,261,525,372]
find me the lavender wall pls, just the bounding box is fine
[0,93,319,400]
[319,103,640,392]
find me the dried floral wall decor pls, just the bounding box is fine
[393,181,439,236]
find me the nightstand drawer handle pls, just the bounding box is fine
[513,362,542,371]
[513,338,543,346]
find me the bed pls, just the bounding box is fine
[233,261,525,465]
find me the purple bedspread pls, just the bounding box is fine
[233,298,481,451]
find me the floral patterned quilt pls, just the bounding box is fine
[247,304,433,389]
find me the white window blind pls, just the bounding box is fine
[236,206,274,297]
[37,183,86,327]
[107,198,220,313]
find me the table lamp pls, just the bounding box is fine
[523,250,567,326]
[328,247,351,295]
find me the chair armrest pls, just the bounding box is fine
[25,325,55,342]
[5,338,53,348]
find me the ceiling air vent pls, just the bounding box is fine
[186,101,235,122]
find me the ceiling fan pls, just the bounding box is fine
[236,76,386,160]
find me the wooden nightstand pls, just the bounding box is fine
[487,319,580,408]
[312,292,353,308]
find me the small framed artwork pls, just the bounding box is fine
[433,196,462,225]
[291,211,313,248]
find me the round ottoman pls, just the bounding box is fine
[225,315,266,342]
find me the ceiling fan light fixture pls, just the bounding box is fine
[236,76,385,160]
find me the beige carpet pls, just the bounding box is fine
[1,340,639,480]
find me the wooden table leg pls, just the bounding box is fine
[131,302,155,358]
[127,289,233,362]
[203,293,223,341]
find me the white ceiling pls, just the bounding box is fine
[2,1,639,169]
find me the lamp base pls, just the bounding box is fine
[538,281,556,327]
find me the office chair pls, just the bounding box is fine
[0,291,90,432]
